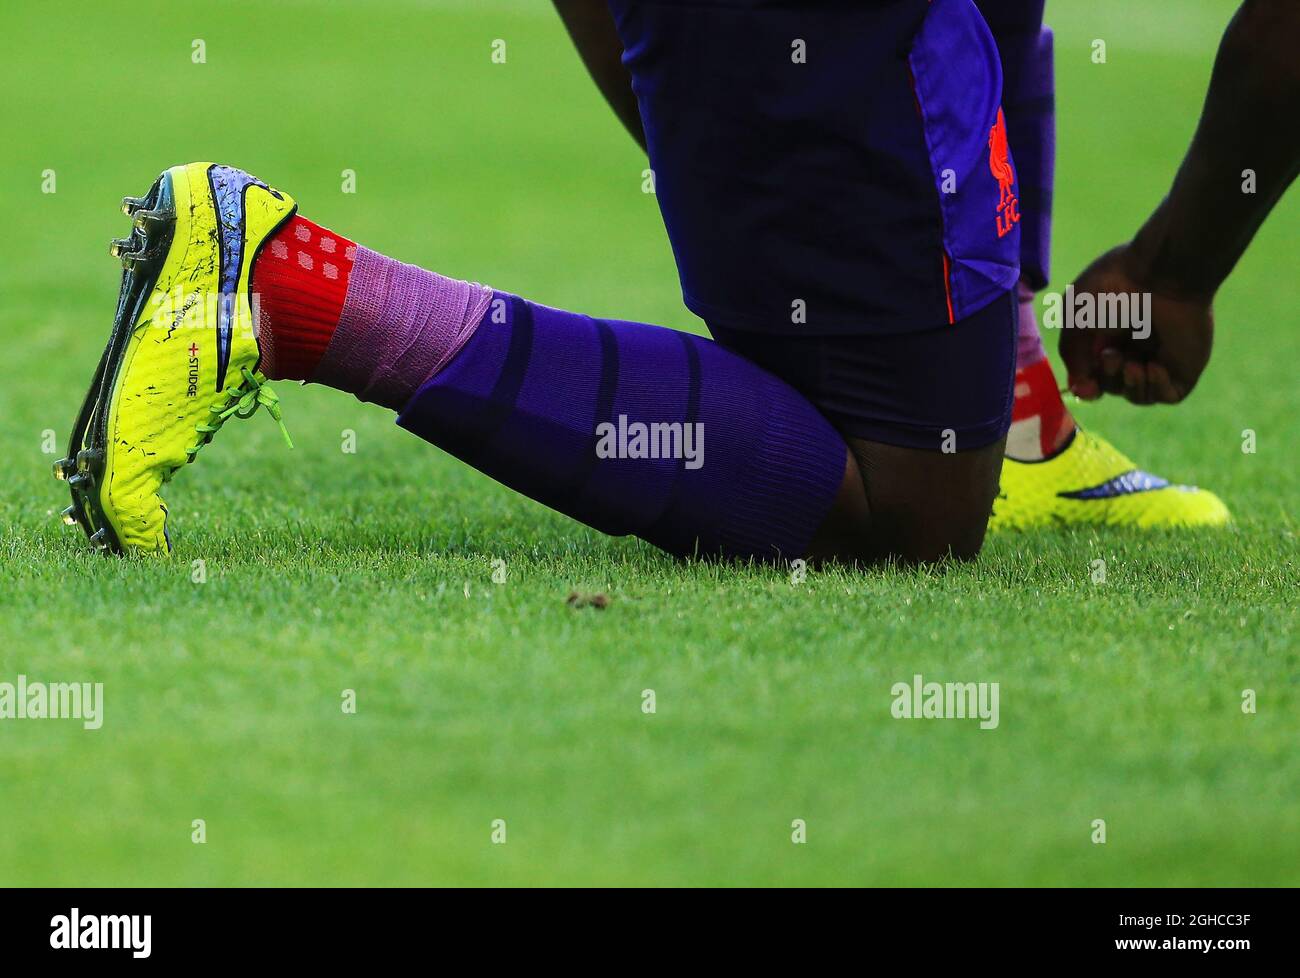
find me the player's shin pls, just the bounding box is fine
[252,222,848,561]
[394,294,848,561]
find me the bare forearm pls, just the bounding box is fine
[1128,0,1300,299]
[553,0,647,153]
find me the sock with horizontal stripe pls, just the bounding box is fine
[394,291,846,560]
[254,229,846,559]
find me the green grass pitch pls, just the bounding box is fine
[0,0,1295,886]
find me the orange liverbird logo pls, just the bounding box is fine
[989,107,1020,238]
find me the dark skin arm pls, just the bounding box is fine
[553,0,647,153]
[1063,0,1300,405]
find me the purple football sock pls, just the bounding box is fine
[394,292,848,561]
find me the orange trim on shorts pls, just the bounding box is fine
[941,251,955,324]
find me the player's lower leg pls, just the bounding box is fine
[259,210,863,561]
[257,210,1007,564]
[990,283,1229,529]
[60,163,870,561]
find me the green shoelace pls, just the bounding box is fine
[165,367,292,482]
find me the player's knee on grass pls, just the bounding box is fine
[843,437,1006,564]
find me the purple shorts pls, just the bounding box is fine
[607,0,1022,336]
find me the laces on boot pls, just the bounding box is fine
[164,368,293,482]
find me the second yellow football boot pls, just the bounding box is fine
[991,428,1231,531]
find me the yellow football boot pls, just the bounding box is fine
[990,428,1231,531]
[54,163,297,553]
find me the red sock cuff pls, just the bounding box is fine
[253,215,357,381]
[1011,357,1071,457]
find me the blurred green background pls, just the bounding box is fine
[0,0,1294,886]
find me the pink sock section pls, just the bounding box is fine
[310,246,494,411]
[1015,280,1047,369]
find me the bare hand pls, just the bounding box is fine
[1059,245,1214,406]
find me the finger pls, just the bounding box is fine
[1099,348,1126,395]
[1146,362,1183,404]
[1123,359,1152,405]
[1060,332,1102,399]
[1069,377,1101,400]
